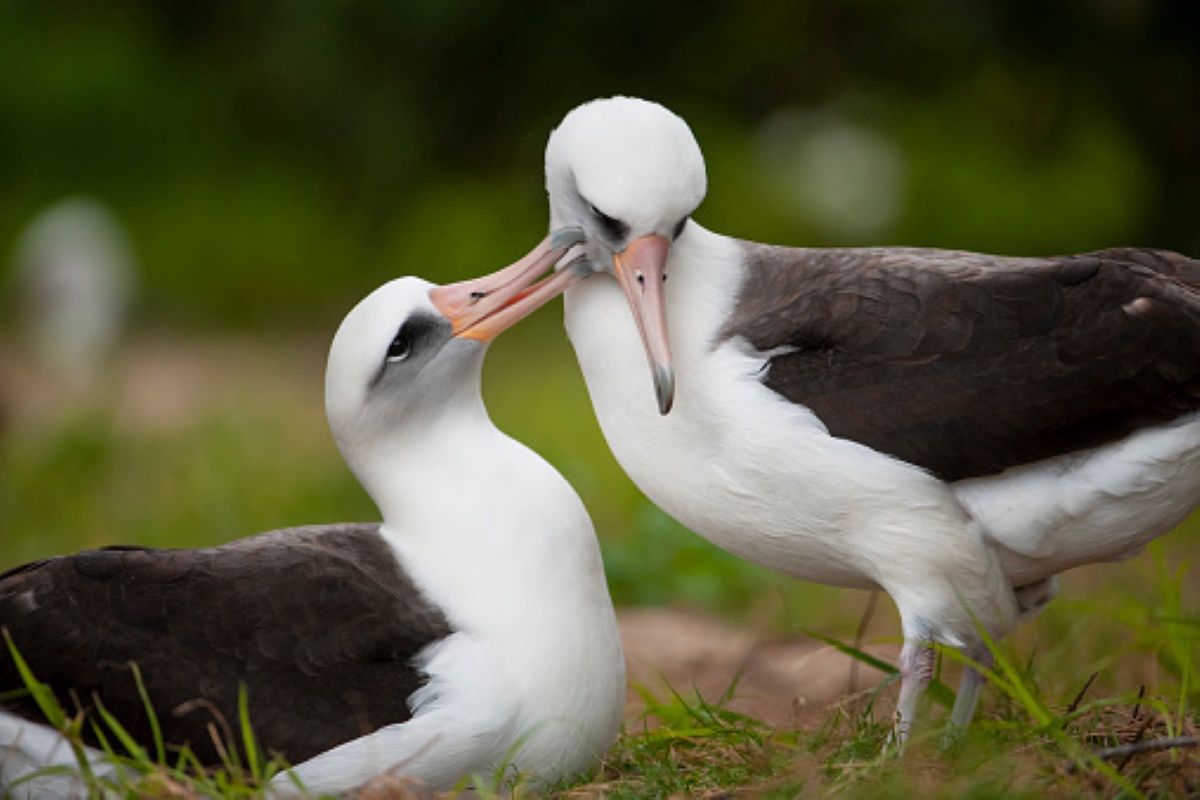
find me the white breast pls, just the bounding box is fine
[381,428,623,788]
[565,223,1198,645]
[278,423,624,795]
[565,227,995,596]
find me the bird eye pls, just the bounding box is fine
[370,313,444,388]
[386,329,413,362]
[587,202,628,241]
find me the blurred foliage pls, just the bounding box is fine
[1,0,1198,328]
[2,338,1196,639]
[1,1,1198,630]
[1,11,1198,796]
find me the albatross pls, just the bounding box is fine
[534,96,1200,737]
[0,230,624,795]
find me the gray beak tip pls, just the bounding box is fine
[550,226,586,250]
[654,366,675,415]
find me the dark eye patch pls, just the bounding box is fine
[386,313,441,364]
[672,216,689,240]
[368,312,447,390]
[587,201,629,242]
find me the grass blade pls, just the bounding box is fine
[3,631,65,729]
[237,684,260,779]
[129,662,166,765]
[92,695,151,767]
[801,627,955,707]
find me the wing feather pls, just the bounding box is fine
[725,245,1200,480]
[0,523,451,766]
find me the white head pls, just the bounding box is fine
[544,97,708,413]
[325,278,479,462]
[545,97,706,241]
[326,233,584,512]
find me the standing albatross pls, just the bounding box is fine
[535,96,1200,737]
[0,231,624,795]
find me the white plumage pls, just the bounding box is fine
[294,277,624,793]
[545,96,1200,737]
[1,269,624,796]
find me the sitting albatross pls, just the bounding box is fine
[535,96,1200,737]
[0,230,624,795]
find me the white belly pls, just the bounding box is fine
[954,412,1200,585]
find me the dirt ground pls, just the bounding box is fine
[617,606,896,728]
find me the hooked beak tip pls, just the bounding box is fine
[550,225,586,250]
[654,365,675,415]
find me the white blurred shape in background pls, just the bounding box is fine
[12,197,137,383]
[755,109,906,240]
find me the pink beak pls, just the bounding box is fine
[612,234,675,414]
[428,228,589,341]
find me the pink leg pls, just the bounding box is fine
[894,638,935,745]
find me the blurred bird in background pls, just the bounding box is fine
[12,197,136,386]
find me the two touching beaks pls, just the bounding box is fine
[428,227,677,415]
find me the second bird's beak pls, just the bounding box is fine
[429,228,589,341]
[430,227,676,416]
[612,234,675,415]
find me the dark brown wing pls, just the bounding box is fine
[724,245,1200,481]
[0,523,451,766]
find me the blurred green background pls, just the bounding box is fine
[2,0,1198,664]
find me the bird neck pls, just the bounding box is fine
[566,221,744,388]
[343,389,496,529]
[665,222,745,351]
[363,393,613,646]
[562,221,750,486]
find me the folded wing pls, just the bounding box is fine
[0,523,451,766]
[726,246,1200,481]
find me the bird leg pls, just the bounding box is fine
[949,643,993,730]
[893,638,935,745]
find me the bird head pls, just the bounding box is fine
[325,233,584,468]
[544,96,708,415]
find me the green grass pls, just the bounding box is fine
[558,599,1199,799]
[3,631,291,797]
[570,684,803,798]
[2,333,1198,797]
[8,615,1196,798]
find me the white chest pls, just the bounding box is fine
[563,231,961,589]
[563,232,1200,597]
